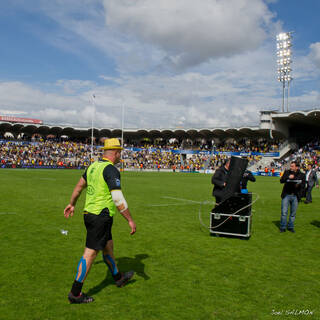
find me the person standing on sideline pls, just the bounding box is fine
[279,161,305,233]
[304,163,319,204]
[64,138,136,304]
[211,159,230,204]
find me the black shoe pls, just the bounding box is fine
[304,200,310,204]
[287,228,295,233]
[280,229,286,233]
[115,271,134,287]
[68,292,94,304]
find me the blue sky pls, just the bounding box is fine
[0,0,319,129]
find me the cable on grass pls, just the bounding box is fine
[198,193,260,230]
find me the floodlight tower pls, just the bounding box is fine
[276,32,293,112]
[91,94,96,160]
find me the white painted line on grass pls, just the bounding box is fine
[147,203,191,207]
[161,196,202,204]
[146,196,214,208]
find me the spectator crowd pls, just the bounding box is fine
[1,137,318,172]
[122,148,261,171]
[0,140,96,168]
[286,140,320,170]
[0,137,282,171]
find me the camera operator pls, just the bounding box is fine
[239,169,256,193]
[211,158,230,204]
[279,161,305,233]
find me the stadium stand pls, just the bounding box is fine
[283,140,320,168]
[1,109,320,173]
[0,140,95,169]
[0,138,280,171]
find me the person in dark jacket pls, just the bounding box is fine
[211,159,230,204]
[239,170,256,192]
[304,163,319,204]
[279,161,305,233]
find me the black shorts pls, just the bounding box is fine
[84,209,113,250]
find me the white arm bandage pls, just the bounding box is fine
[111,190,128,213]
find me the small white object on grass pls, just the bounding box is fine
[60,229,68,235]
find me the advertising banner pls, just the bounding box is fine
[253,171,281,177]
[123,147,279,157]
[0,116,43,124]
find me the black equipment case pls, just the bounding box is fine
[210,193,252,238]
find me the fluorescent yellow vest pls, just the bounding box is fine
[84,160,117,216]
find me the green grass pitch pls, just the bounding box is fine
[0,169,319,320]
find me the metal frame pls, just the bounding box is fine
[210,212,252,238]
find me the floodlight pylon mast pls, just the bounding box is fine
[276,32,293,113]
[121,104,125,148]
[91,94,96,160]
[121,103,125,171]
[287,81,290,112]
[282,81,285,113]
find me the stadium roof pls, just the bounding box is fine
[272,109,320,127]
[1,109,319,141]
[0,121,269,140]
[260,109,320,139]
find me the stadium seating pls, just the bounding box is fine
[0,138,285,171]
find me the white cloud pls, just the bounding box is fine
[309,42,320,69]
[0,81,124,127]
[19,0,281,76]
[1,50,320,130]
[0,109,27,115]
[55,80,97,95]
[103,0,275,69]
[1,1,320,131]
[22,0,278,72]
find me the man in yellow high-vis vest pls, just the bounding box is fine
[64,138,136,304]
